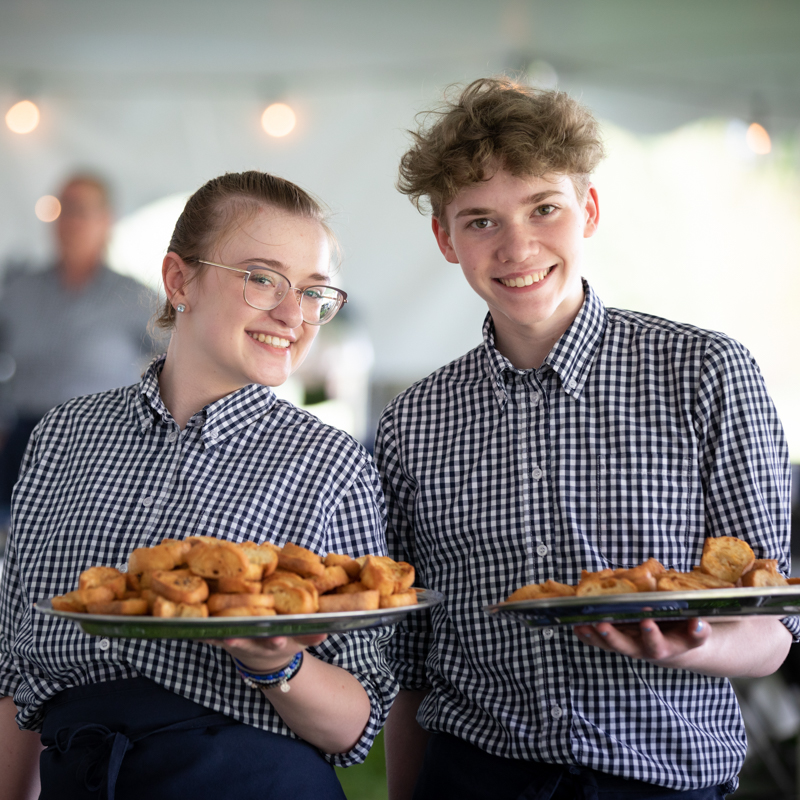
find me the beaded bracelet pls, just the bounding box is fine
[234,652,304,693]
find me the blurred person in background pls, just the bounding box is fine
[0,173,161,522]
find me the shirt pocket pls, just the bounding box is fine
[595,451,699,570]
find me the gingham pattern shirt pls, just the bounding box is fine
[0,356,398,767]
[375,282,798,792]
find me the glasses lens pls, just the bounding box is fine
[300,287,344,324]
[245,268,289,309]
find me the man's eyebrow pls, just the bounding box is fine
[453,191,565,219]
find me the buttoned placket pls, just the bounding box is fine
[520,367,572,741]
[139,422,187,536]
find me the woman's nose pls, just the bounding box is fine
[270,288,304,327]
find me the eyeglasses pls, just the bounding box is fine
[198,260,347,325]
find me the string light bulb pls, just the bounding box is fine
[5,100,40,134]
[745,122,771,155]
[261,103,296,137]
[35,195,61,222]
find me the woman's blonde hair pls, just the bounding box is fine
[155,171,335,329]
[397,76,605,222]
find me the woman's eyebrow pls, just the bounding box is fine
[243,258,331,285]
[241,257,285,270]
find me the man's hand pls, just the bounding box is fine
[574,618,708,669]
[574,615,791,678]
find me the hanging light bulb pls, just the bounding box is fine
[745,122,771,155]
[35,195,61,222]
[5,99,40,134]
[261,103,296,137]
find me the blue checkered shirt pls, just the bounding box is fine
[375,282,798,792]
[0,356,397,766]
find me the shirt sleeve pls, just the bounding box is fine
[0,422,42,698]
[374,402,434,691]
[694,336,800,639]
[309,457,399,767]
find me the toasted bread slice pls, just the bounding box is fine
[150,570,210,605]
[86,598,149,616]
[318,590,380,612]
[506,580,576,603]
[324,553,362,580]
[51,590,87,613]
[575,576,638,596]
[380,590,419,608]
[239,541,279,578]
[615,559,665,593]
[309,565,350,595]
[265,583,317,614]
[76,585,116,606]
[277,543,326,578]
[657,571,733,592]
[335,580,370,594]
[78,566,127,599]
[741,566,788,587]
[699,536,755,583]
[216,576,263,594]
[185,540,249,579]
[128,543,179,574]
[151,596,208,618]
[211,606,276,617]
[263,571,319,603]
[360,555,415,596]
[206,592,275,614]
[159,539,193,566]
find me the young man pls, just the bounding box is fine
[375,77,796,800]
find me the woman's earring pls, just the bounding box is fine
[176,304,186,313]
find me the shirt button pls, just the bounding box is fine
[142,497,153,507]
[531,393,540,406]
[167,432,178,443]
[536,544,548,557]
[532,466,543,480]
[117,563,128,573]
[551,705,563,719]
[542,628,554,639]
[98,638,111,651]
[568,378,577,389]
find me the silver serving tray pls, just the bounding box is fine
[34,588,443,639]
[484,586,800,629]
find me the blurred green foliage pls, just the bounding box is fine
[336,728,388,800]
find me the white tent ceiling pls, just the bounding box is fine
[1,0,799,397]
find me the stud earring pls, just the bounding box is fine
[176,304,186,313]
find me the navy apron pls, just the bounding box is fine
[413,732,727,800]
[39,677,346,800]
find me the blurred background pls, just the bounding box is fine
[1,1,800,797]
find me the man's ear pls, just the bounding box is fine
[583,184,600,239]
[162,252,192,309]
[432,217,460,264]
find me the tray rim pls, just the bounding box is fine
[34,588,443,639]
[484,585,800,627]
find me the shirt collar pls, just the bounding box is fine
[482,280,607,402]
[133,355,279,446]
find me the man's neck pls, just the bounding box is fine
[58,258,101,290]
[492,305,584,371]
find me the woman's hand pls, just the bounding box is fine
[202,632,371,754]
[203,633,328,673]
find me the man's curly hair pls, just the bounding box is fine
[397,76,605,221]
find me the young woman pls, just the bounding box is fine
[0,171,397,800]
